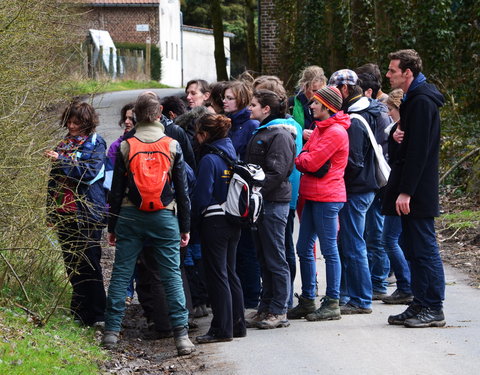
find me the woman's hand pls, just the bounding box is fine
[393,128,404,144]
[44,150,59,161]
[303,129,313,141]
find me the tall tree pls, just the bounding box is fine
[210,0,229,80]
[245,0,258,72]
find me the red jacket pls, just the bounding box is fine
[295,111,350,202]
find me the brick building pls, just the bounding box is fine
[259,0,281,77]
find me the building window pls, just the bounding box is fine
[176,44,178,60]
[165,41,168,58]
[171,42,174,60]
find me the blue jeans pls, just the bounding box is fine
[297,201,344,300]
[339,192,375,309]
[253,201,290,315]
[365,193,389,294]
[382,215,411,294]
[400,217,445,310]
[105,207,188,332]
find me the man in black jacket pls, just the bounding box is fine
[383,49,446,328]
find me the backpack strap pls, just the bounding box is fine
[204,144,235,167]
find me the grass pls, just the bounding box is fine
[0,306,107,375]
[440,210,480,229]
[68,79,171,96]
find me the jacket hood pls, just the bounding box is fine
[160,114,174,128]
[175,106,209,128]
[254,117,298,137]
[347,96,370,113]
[315,110,350,130]
[209,137,236,160]
[406,79,445,108]
[228,107,252,124]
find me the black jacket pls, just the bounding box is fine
[382,79,444,217]
[161,115,196,170]
[245,115,296,203]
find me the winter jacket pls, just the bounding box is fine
[295,111,350,202]
[175,106,210,146]
[107,121,190,233]
[161,115,196,169]
[382,75,444,217]
[227,107,259,161]
[104,133,125,190]
[290,91,315,130]
[47,132,107,226]
[191,137,236,219]
[245,116,296,203]
[288,116,303,209]
[344,96,380,193]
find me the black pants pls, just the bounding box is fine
[57,216,106,325]
[201,216,245,338]
[136,246,193,331]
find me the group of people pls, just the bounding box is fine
[44,48,447,357]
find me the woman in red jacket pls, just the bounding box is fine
[289,86,350,321]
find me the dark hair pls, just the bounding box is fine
[161,96,187,118]
[119,103,135,127]
[356,63,383,85]
[185,79,210,95]
[357,72,381,99]
[61,101,99,135]
[388,49,423,77]
[209,81,228,113]
[196,113,232,143]
[253,89,287,117]
[223,80,253,110]
[253,75,287,99]
[135,91,160,123]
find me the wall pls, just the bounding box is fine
[259,0,280,76]
[158,0,182,87]
[182,29,231,85]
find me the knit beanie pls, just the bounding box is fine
[312,86,343,113]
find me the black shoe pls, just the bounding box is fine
[382,289,414,305]
[372,292,388,301]
[388,304,422,325]
[196,333,233,344]
[340,303,372,315]
[404,307,446,328]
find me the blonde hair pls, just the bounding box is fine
[387,89,404,110]
[297,65,327,91]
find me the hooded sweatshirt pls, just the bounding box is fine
[227,107,259,161]
[382,75,444,217]
[295,111,350,202]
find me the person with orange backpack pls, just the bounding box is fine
[102,92,195,356]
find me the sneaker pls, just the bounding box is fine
[382,289,414,305]
[173,326,196,356]
[305,296,341,321]
[372,292,388,301]
[196,333,233,344]
[257,313,290,329]
[287,293,316,319]
[101,331,119,350]
[340,303,372,315]
[404,307,446,328]
[245,311,266,328]
[387,274,397,285]
[388,304,422,325]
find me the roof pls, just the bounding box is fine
[182,25,235,38]
[76,0,160,6]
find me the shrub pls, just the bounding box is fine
[115,42,162,81]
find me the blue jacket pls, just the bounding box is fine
[227,107,259,161]
[48,133,107,226]
[285,117,303,209]
[192,137,237,219]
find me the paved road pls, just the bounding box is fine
[91,90,480,375]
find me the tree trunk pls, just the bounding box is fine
[210,0,228,81]
[245,0,258,72]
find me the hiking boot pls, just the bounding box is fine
[340,303,372,315]
[287,293,316,319]
[173,326,196,356]
[245,310,266,328]
[372,292,388,300]
[388,304,422,325]
[382,289,414,305]
[257,313,290,329]
[101,331,119,350]
[305,296,341,321]
[404,307,446,328]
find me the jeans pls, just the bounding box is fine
[339,192,375,309]
[105,207,188,332]
[253,201,291,315]
[400,216,445,310]
[365,193,389,294]
[382,215,411,294]
[297,201,344,300]
[284,209,297,308]
[236,228,261,309]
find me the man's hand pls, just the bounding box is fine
[396,193,411,216]
[108,232,116,246]
[180,232,190,248]
[393,127,404,144]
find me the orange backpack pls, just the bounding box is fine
[126,136,174,211]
